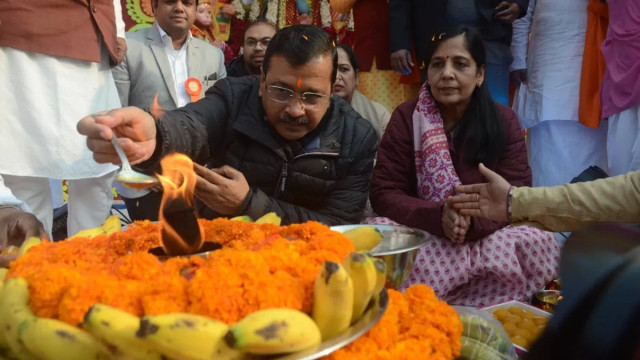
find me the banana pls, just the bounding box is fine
[342,252,377,323]
[20,317,110,360]
[312,261,354,341]
[102,214,122,235]
[230,215,253,222]
[69,226,105,240]
[254,212,281,225]
[225,308,322,355]
[83,303,163,360]
[136,312,243,360]
[342,226,383,252]
[371,257,387,295]
[17,237,41,256]
[0,278,38,360]
[0,268,8,282]
[0,269,11,356]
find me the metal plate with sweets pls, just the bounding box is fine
[331,224,434,288]
[269,289,389,360]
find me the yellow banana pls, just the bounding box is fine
[20,317,109,360]
[69,226,105,240]
[82,303,163,360]
[342,226,383,252]
[342,252,377,323]
[101,214,122,235]
[312,261,354,341]
[0,269,11,356]
[225,308,321,355]
[17,237,41,256]
[0,278,38,360]
[254,212,281,225]
[371,257,387,295]
[136,312,243,360]
[229,215,253,222]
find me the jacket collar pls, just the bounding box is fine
[147,23,200,106]
[231,78,343,161]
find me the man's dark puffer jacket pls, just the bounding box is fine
[150,76,378,225]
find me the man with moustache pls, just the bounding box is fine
[112,0,226,220]
[226,20,277,77]
[78,25,378,225]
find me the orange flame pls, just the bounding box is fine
[150,94,166,119]
[157,153,203,255]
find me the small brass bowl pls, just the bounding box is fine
[531,289,562,312]
[331,225,433,289]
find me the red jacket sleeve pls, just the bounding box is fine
[370,99,448,238]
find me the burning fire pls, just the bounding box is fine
[150,94,167,119]
[157,153,203,255]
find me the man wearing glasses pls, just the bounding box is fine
[78,25,378,225]
[227,20,277,77]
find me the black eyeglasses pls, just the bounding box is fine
[266,85,329,108]
[244,38,271,48]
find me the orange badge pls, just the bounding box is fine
[185,78,203,102]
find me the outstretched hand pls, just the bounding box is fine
[447,163,512,222]
[77,107,157,165]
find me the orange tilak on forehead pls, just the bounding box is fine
[296,77,303,89]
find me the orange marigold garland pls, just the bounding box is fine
[7,218,462,359]
[325,285,462,360]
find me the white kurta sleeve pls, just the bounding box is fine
[114,0,126,38]
[510,0,535,71]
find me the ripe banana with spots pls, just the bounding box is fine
[342,252,377,323]
[342,226,383,251]
[225,308,322,355]
[0,277,38,360]
[20,317,110,360]
[312,261,354,341]
[136,312,243,360]
[82,303,163,360]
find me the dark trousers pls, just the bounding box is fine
[122,191,163,221]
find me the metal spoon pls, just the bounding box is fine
[111,136,159,189]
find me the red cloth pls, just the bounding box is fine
[370,99,531,241]
[352,0,391,71]
[0,0,118,63]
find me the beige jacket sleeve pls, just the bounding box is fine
[511,170,640,232]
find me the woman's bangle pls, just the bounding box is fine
[506,186,515,222]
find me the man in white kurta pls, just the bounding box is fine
[0,0,125,236]
[510,0,608,187]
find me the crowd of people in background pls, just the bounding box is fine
[1,0,639,330]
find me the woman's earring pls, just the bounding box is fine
[427,81,431,87]
[477,82,482,88]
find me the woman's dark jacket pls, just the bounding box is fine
[147,76,378,225]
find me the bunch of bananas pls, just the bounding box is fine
[458,313,517,360]
[311,252,386,341]
[68,214,122,239]
[0,273,324,360]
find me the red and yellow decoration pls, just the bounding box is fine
[185,77,203,102]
